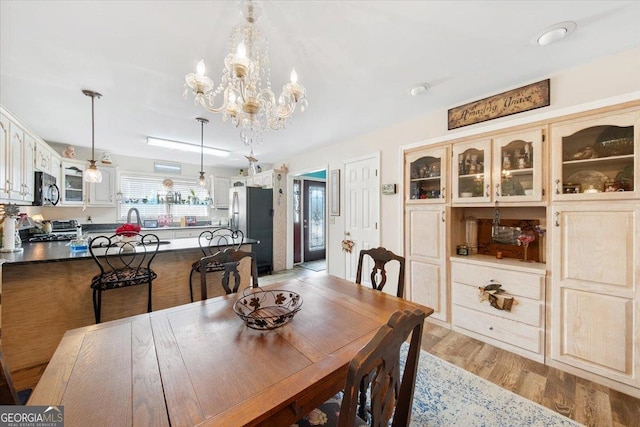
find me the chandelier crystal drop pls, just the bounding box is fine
[184,0,307,147]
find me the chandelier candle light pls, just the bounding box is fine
[184,0,307,147]
[82,89,103,183]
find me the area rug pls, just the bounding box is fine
[405,345,583,426]
[297,260,326,272]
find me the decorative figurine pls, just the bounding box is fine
[62,145,76,159]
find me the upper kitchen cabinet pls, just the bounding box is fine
[0,112,9,200]
[87,165,116,206]
[35,139,62,179]
[211,176,230,208]
[61,159,115,206]
[61,160,85,205]
[551,108,639,201]
[5,119,35,203]
[492,127,545,203]
[405,145,448,203]
[452,138,492,204]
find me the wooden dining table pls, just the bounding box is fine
[28,275,433,427]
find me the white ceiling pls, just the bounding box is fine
[2,1,640,169]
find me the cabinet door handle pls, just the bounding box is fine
[441,210,445,223]
[441,187,445,200]
[555,179,561,195]
[485,184,490,197]
[495,183,500,198]
[555,211,560,227]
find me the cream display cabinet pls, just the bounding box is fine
[451,257,546,363]
[551,108,639,201]
[451,126,545,205]
[549,202,640,396]
[405,205,449,324]
[403,100,640,398]
[405,146,448,203]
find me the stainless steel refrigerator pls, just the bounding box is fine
[229,186,273,274]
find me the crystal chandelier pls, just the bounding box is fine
[184,0,307,147]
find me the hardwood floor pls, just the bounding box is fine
[421,320,640,427]
[274,268,640,427]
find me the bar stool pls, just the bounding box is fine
[189,228,244,301]
[89,233,160,323]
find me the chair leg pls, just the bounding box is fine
[147,281,153,313]
[93,288,101,324]
[189,269,195,302]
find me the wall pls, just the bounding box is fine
[278,45,640,279]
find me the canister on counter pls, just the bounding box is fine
[456,244,469,256]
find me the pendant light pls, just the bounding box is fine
[82,89,103,183]
[196,117,209,187]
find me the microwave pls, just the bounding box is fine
[33,171,60,206]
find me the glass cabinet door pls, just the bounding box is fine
[551,109,638,201]
[452,139,491,204]
[492,127,544,202]
[62,162,85,204]
[406,146,448,203]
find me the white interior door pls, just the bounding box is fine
[344,154,380,282]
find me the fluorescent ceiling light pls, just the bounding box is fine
[147,137,230,158]
[154,161,182,174]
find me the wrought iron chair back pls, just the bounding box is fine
[189,228,244,301]
[89,233,160,323]
[355,247,406,298]
[200,247,258,299]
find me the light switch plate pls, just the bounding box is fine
[381,184,397,195]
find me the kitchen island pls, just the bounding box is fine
[0,236,257,390]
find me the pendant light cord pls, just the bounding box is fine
[82,89,102,162]
[200,120,204,172]
[91,94,95,161]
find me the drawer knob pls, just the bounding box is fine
[489,326,494,331]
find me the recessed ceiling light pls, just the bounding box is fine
[535,21,576,46]
[409,83,430,96]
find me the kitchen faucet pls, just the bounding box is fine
[127,207,142,228]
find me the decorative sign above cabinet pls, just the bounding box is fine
[448,79,550,130]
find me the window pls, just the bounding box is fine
[119,173,209,220]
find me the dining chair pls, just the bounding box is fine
[89,233,160,323]
[189,228,244,301]
[355,247,406,298]
[0,349,31,405]
[294,308,427,427]
[200,247,259,299]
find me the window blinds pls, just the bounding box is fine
[119,174,209,220]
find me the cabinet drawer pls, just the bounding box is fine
[452,282,543,327]
[453,305,542,354]
[451,263,543,300]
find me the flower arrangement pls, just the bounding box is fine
[115,223,141,237]
[0,203,20,219]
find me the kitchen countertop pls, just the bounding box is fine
[0,237,259,265]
